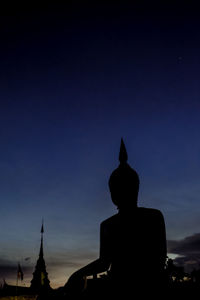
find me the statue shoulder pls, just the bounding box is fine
[100,214,119,228]
[138,207,165,220]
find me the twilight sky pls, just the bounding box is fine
[1,2,200,288]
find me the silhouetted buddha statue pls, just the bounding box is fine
[63,139,167,298]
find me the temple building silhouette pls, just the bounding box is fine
[0,222,52,297]
[30,222,51,293]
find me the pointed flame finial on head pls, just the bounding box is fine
[119,138,128,164]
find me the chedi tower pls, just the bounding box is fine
[30,222,51,293]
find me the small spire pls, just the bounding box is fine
[119,138,128,164]
[39,237,44,258]
[40,220,44,258]
[41,220,44,234]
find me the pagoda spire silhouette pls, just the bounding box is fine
[30,221,51,293]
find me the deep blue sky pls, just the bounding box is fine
[1,2,200,287]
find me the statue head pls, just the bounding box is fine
[108,139,140,210]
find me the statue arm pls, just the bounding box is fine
[67,257,110,280]
[64,222,111,288]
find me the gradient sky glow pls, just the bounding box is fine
[1,2,200,288]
